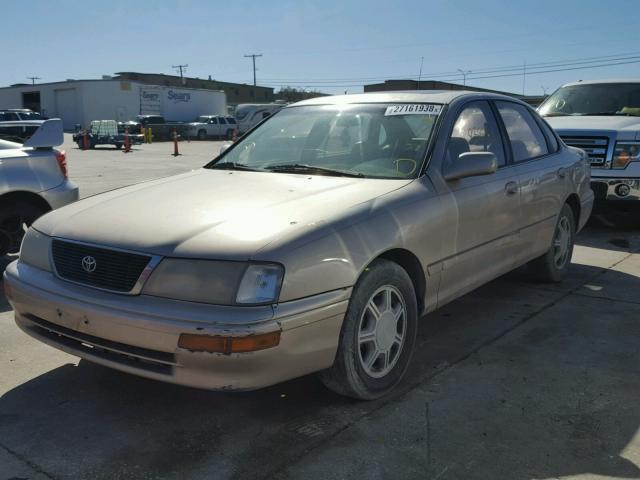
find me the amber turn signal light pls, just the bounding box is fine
[178,331,281,354]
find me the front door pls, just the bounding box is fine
[437,101,522,306]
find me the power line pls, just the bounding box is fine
[257,57,640,89]
[257,50,640,84]
[256,54,640,88]
[244,53,263,86]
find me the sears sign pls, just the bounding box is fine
[167,90,191,103]
[141,90,160,101]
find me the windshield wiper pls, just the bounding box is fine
[207,162,263,172]
[265,163,364,178]
[542,113,570,117]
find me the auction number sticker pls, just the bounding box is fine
[385,104,442,116]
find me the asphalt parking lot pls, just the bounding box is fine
[1,135,639,480]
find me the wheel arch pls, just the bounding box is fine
[565,193,580,226]
[373,248,426,314]
[0,191,51,213]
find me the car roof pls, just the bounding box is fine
[290,90,520,107]
[560,78,640,87]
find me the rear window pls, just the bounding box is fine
[226,118,237,124]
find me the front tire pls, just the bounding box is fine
[319,259,418,400]
[528,203,575,282]
[0,202,46,255]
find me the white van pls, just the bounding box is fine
[234,103,284,134]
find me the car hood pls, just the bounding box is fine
[34,169,412,260]
[545,115,640,138]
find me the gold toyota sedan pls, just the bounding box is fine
[4,91,594,399]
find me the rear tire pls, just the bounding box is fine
[0,202,47,255]
[319,259,418,400]
[114,143,122,149]
[197,129,207,140]
[226,129,234,140]
[528,203,575,282]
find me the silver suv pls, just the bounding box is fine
[0,119,78,255]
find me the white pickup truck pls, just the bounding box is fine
[185,115,238,140]
[539,79,640,221]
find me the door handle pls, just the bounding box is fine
[557,167,567,178]
[505,181,519,195]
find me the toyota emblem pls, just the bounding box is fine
[81,255,97,273]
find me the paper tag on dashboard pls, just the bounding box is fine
[385,104,442,116]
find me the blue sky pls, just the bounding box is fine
[3,0,639,95]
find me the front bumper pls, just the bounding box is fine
[4,261,348,390]
[591,177,640,201]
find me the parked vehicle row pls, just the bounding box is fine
[5,91,593,400]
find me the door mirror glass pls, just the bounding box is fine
[444,152,497,181]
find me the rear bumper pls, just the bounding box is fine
[41,180,79,209]
[4,260,348,390]
[591,177,640,201]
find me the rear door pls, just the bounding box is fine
[493,101,565,257]
[436,100,523,305]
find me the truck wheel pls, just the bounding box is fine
[0,202,46,256]
[198,130,207,140]
[319,259,418,400]
[528,203,575,282]
[226,129,234,140]
[114,143,122,149]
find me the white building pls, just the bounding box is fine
[0,78,227,130]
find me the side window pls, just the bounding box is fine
[227,118,237,124]
[537,117,559,152]
[496,101,549,162]
[446,101,506,168]
[210,118,218,124]
[219,118,227,125]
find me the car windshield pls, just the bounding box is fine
[208,103,442,179]
[539,83,640,117]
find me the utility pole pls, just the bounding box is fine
[418,56,424,90]
[522,60,527,95]
[172,64,188,78]
[26,76,40,85]
[457,69,471,86]
[541,85,549,96]
[244,54,263,86]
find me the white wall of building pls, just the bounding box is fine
[0,80,227,130]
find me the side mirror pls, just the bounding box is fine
[219,142,232,155]
[444,152,498,181]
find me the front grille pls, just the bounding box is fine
[560,136,609,167]
[52,239,151,292]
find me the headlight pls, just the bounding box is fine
[612,142,640,169]
[19,228,51,271]
[236,264,284,304]
[142,259,283,305]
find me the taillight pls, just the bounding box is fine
[55,150,68,179]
